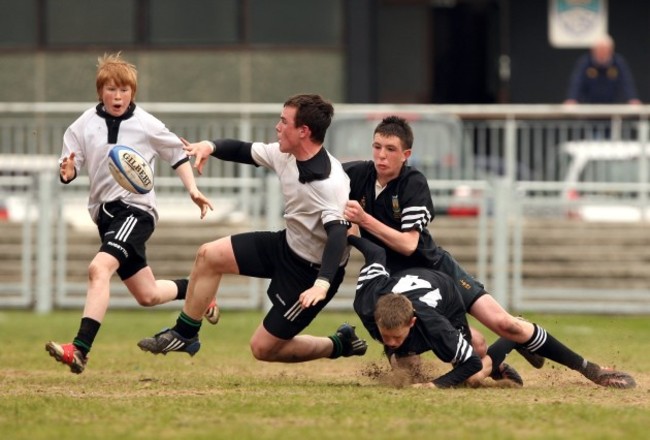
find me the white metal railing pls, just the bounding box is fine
[0,174,489,313]
[1,103,650,314]
[511,181,650,313]
[2,102,649,184]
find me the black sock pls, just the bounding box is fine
[578,361,601,380]
[173,311,201,339]
[486,337,517,375]
[328,334,343,359]
[73,317,101,356]
[174,278,189,300]
[522,323,586,371]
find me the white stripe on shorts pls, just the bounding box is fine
[284,301,303,322]
[115,215,137,242]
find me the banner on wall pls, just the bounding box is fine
[548,0,608,48]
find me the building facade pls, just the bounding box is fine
[0,0,648,104]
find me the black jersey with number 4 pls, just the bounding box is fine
[344,161,440,273]
[350,235,473,366]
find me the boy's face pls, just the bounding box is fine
[101,80,133,117]
[372,133,412,184]
[378,317,416,350]
[276,105,305,153]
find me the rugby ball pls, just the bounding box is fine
[107,145,154,194]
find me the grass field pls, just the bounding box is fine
[1,309,648,440]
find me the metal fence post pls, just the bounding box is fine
[491,178,510,308]
[504,116,517,184]
[637,117,649,221]
[35,170,55,314]
[489,116,517,308]
[239,113,253,217]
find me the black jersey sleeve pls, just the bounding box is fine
[432,354,483,388]
[317,221,349,283]
[409,309,482,388]
[348,235,393,342]
[396,170,435,233]
[411,306,473,363]
[210,139,257,165]
[348,235,387,268]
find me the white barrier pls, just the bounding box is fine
[1,103,650,313]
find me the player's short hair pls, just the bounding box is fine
[374,293,415,330]
[284,94,334,144]
[374,116,414,151]
[96,52,138,101]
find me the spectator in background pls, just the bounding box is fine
[564,34,641,105]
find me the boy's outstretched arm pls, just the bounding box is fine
[174,161,213,219]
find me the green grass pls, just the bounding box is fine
[1,310,648,440]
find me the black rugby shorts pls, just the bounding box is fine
[232,229,345,339]
[96,200,155,280]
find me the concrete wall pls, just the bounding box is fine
[0,50,344,103]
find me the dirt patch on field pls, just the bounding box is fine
[4,357,649,406]
[354,358,650,405]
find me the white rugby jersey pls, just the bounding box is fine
[251,142,350,266]
[61,105,187,223]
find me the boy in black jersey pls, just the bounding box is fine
[344,116,636,389]
[351,234,521,388]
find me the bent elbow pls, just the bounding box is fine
[400,242,418,256]
[405,245,418,256]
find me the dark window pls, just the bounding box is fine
[149,0,240,45]
[0,0,343,49]
[249,0,341,45]
[46,0,136,46]
[0,0,38,47]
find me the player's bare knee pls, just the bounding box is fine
[87,261,111,283]
[134,293,158,307]
[195,243,210,263]
[195,242,222,271]
[249,340,273,361]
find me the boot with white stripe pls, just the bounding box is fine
[137,328,201,356]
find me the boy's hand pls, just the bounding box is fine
[181,138,212,175]
[59,152,76,182]
[344,200,367,225]
[299,284,328,309]
[189,189,214,219]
